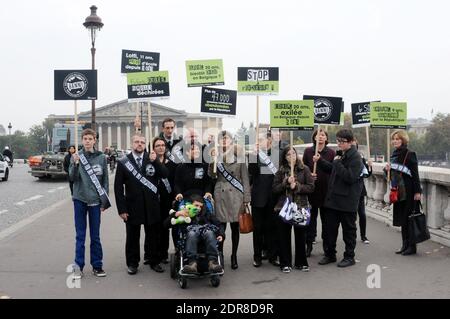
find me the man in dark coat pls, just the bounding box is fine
[159,118,183,152]
[302,129,335,257]
[114,134,168,275]
[313,129,363,268]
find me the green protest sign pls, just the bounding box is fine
[238,67,279,95]
[370,102,407,129]
[270,100,314,130]
[185,59,224,87]
[127,71,170,101]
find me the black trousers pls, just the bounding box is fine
[219,222,240,257]
[357,196,367,239]
[126,223,160,267]
[306,206,329,254]
[277,219,308,268]
[252,204,278,261]
[325,208,357,259]
[158,200,171,260]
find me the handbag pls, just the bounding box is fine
[278,196,311,228]
[408,201,430,244]
[239,204,253,234]
[389,151,409,204]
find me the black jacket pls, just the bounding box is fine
[248,150,276,208]
[158,132,183,152]
[63,153,71,173]
[174,162,213,199]
[114,152,168,225]
[318,145,363,213]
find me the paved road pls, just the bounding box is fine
[0,164,71,232]
[0,188,450,299]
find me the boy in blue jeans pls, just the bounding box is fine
[69,129,110,279]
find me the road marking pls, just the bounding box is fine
[48,189,57,193]
[57,186,66,190]
[0,210,8,215]
[15,195,44,206]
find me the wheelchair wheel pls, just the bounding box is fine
[169,253,177,279]
[178,277,187,289]
[210,276,220,288]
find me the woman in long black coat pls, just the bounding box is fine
[385,130,422,255]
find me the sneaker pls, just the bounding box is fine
[337,258,356,268]
[269,258,281,267]
[127,266,138,275]
[362,237,370,244]
[150,263,165,273]
[261,250,268,260]
[72,265,83,280]
[281,266,291,273]
[92,268,107,277]
[182,261,198,274]
[295,265,310,272]
[208,260,223,273]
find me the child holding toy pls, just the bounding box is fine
[166,194,225,273]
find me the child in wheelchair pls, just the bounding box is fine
[166,194,225,274]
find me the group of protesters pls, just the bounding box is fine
[67,118,422,279]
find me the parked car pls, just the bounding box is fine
[0,154,10,181]
[28,152,68,179]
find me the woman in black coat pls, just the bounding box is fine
[63,145,76,195]
[385,130,422,255]
[273,146,314,273]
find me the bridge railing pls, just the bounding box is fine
[365,163,450,246]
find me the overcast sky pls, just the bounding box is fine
[1,0,449,133]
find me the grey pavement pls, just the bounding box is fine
[0,185,450,299]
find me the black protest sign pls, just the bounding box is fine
[54,70,97,100]
[121,50,160,73]
[201,87,237,116]
[303,95,342,125]
[351,102,371,128]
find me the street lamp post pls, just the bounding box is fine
[83,5,103,132]
[7,122,12,148]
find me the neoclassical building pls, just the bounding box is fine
[48,99,222,151]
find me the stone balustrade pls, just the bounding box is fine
[365,163,450,246]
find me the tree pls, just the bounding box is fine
[424,113,450,159]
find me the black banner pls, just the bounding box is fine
[351,102,371,128]
[303,95,342,125]
[121,50,160,73]
[54,70,97,100]
[201,87,237,116]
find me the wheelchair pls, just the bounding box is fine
[169,198,224,289]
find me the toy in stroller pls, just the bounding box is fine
[169,198,224,289]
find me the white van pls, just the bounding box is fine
[0,153,10,181]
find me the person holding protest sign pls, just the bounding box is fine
[353,140,372,244]
[385,130,422,255]
[150,137,177,264]
[313,129,363,268]
[159,118,182,152]
[302,129,335,257]
[69,129,110,279]
[63,145,76,195]
[248,133,280,268]
[273,146,314,273]
[209,131,251,270]
[114,134,169,275]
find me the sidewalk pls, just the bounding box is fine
[1,194,450,299]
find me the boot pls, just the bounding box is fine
[208,260,223,273]
[306,242,313,257]
[231,255,238,270]
[402,244,417,256]
[182,261,197,273]
[395,240,408,254]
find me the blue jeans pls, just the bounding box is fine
[73,199,103,270]
[185,227,219,262]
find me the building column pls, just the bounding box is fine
[107,124,112,148]
[117,123,122,150]
[126,125,131,150]
[97,124,103,151]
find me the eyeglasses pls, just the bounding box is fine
[336,138,349,144]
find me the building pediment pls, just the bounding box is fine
[79,99,187,118]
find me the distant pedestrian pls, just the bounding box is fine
[63,145,76,195]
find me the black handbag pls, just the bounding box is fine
[408,201,430,244]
